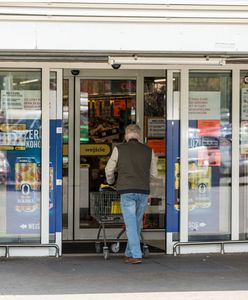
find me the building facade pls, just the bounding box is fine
[0,0,248,256]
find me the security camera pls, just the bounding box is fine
[71,69,80,76]
[111,64,121,70]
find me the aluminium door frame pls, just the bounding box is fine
[73,69,167,240]
[178,65,240,250]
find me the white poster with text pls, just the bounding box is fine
[189,91,221,120]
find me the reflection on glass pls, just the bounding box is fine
[62,79,69,229]
[239,72,248,239]
[0,70,41,243]
[188,71,232,240]
[144,77,166,233]
[79,79,136,229]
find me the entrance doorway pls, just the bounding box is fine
[62,69,170,253]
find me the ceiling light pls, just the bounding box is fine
[20,79,39,85]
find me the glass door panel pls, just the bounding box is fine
[240,71,248,239]
[188,71,232,240]
[143,74,166,251]
[62,79,69,230]
[0,70,41,243]
[75,78,136,237]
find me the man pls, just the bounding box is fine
[105,124,157,264]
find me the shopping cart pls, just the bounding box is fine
[90,190,149,260]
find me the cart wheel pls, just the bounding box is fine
[103,247,110,260]
[95,242,101,254]
[111,242,120,253]
[143,245,150,258]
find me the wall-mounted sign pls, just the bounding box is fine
[189,91,220,120]
[80,144,111,156]
[1,91,24,110]
[147,118,165,138]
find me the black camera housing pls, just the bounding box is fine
[71,69,80,76]
[111,64,121,70]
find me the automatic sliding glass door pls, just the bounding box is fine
[74,78,136,239]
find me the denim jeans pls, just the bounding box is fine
[120,193,148,259]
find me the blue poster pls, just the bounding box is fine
[6,119,56,235]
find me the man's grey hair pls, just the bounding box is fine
[125,124,142,142]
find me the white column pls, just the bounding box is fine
[41,66,50,244]
[231,67,240,240]
[180,68,189,242]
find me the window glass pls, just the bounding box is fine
[62,79,69,230]
[79,79,136,229]
[188,71,232,240]
[144,76,166,231]
[240,71,248,240]
[0,70,41,243]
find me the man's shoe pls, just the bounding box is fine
[124,256,132,263]
[126,257,142,264]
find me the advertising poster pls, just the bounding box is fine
[1,90,56,235]
[198,148,221,167]
[6,118,42,234]
[113,100,126,117]
[241,88,248,121]
[198,120,220,137]
[240,121,248,155]
[188,164,219,233]
[147,139,165,156]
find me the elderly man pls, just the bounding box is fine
[105,124,157,264]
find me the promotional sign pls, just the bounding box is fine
[6,119,42,234]
[240,121,248,155]
[147,139,165,156]
[198,120,220,137]
[3,89,57,235]
[241,88,248,121]
[198,148,221,167]
[188,164,219,233]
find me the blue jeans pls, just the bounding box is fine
[120,193,148,259]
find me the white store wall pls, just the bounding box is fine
[0,1,248,54]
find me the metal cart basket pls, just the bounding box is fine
[90,191,149,260]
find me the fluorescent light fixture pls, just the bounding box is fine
[108,56,226,66]
[20,79,39,85]
[154,79,166,83]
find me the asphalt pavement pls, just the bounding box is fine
[0,253,248,299]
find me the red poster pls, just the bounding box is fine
[113,100,126,117]
[147,139,165,156]
[198,120,220,137]
[127,99,135,109]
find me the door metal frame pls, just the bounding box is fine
[71,69,167,240]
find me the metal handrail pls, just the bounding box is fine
[0,244,60,258]
[173,240,248,256]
